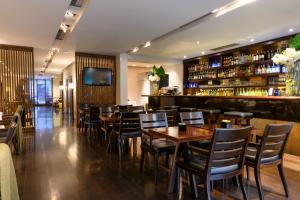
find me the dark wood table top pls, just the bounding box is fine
[147,126,212,143]
[145,124,264,143]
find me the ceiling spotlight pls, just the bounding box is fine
[196,41,200,45]
[201,51,205,55]
[144,41,151,48]
[65,10,75,17]
[132,47,139,53]
[60,23,69,33]
[183,55,187,59]
[250,38,255,42]
[215,0,256,17]
[289,28,294,32]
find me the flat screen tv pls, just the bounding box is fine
[83,67,112,86]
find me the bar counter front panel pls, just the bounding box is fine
[145,95,300,156]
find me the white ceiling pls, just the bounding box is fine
[1,0,300,75]
[136,0,300,59]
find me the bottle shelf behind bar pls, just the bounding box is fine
[183,36,292,97]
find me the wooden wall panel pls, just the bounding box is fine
[75,52,116,107]
[0,44,35,128]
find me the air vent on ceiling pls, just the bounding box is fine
[55,30,66,40]
[210,43,240,51]
[70,0,84,7]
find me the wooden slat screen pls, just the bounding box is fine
[75,52,116,107]
[0,44,35,128]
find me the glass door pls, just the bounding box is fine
[35,79,52,105]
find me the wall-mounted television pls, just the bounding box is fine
[83,67,112,86]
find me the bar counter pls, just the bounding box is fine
[143,95,300,122]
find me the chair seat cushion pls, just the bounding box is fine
[198,109,221,114]
[144,138,176,151]
[188,155,239,175]
[246,147,279,163]
[224,111,253,118]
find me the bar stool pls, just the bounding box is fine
[223,111,253,126]
[198,109,221,126]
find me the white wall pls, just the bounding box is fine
[52,76,61,101]
[116,53,128,105]
[127,62,184,106]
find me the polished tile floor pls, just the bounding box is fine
[13,107,300,200]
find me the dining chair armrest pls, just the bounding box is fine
[187,143,209,157]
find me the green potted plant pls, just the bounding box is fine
[148,65,165,95]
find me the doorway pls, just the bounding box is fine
[35,79,52,106]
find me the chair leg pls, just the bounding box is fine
[165,153,169,168]
[254,167,264,200]
[140,150,145,172]
[238,174,248,200]
[246,166,250,181]
[278,163,289,198]
[204,178,212,200]
[154,154,159,185]
[189,174,198,199]
[177,167,181,199]
[118,136,122,161]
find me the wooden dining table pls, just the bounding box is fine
[144,124,263,194]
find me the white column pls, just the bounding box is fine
[116,53,128,105]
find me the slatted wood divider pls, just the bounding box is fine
[0,44,35,128]
[75,52,116,112]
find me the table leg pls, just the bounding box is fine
[168,142,182,194]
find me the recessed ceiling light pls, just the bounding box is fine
[60,23,69,33]
[201,51,205,55]
[144,41,151,48]
[250,38,255,42]
[196,41,200,45]
[132,47,139,53]
[183,55,187,59]
[132,64,136,66]
[289,28,294,32]
[65,10,75,17]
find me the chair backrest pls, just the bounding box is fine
[117,105,133,112]
[87,106,100,120]
[206,126,252,176]
[119,112,141,134]
[16,105,26,127]
[129,105,145,112]
[179,111,204,125]
[139,113,168,129]
[100,106,114,114]
[4,122,18,144]
[256,123,293,163]
[157,109,177,126]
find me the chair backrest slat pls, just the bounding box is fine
[179,112,204,125]
[139,113,168,129]
[157,109,177,126]
[4,122,18,144]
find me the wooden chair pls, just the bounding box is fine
[245,123,293,200]
[117,105,132,112]
[139,113,176,184]
[100,106,115,141]
[115,112,143,160]
[176,126,252,200]
[129,105,145,113]
[84,106,101,137]
[157,109,178,127]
